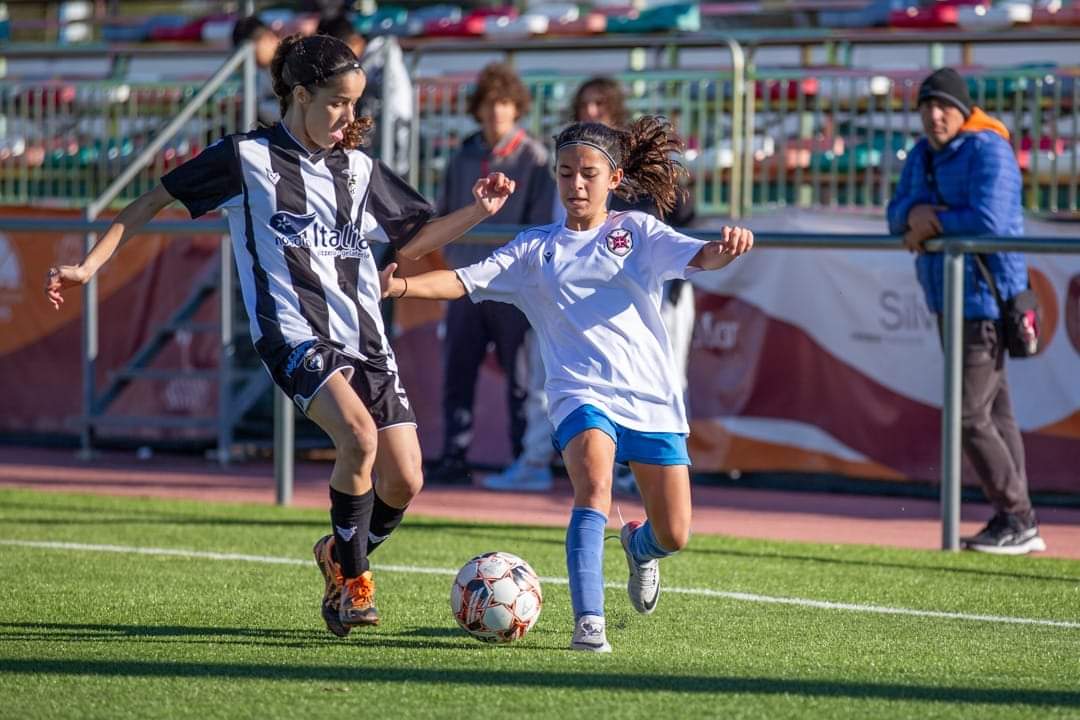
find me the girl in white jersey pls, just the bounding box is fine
[45,34,515,638]
[379,117,753,651]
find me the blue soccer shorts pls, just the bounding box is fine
[552,404,691,466]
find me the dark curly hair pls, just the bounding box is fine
[571,77,630,129]
[270,33,373,149]
[467,63,531,122]
[554,116,687,216]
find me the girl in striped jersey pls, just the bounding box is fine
[379,117,753,651]
[45,34,516,637]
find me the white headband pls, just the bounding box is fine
[557,140,617,169]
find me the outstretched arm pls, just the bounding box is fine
[379,263,467,301]
[397,173,516,261]
[689,225,754,271]
[45,184,175,309]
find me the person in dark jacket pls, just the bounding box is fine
[428,63,556,486]
[887,67,1044,555]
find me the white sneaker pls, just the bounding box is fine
[569,614,612,653]
[481,459,554,492]
[620,521,660,615]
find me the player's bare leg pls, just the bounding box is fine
[368,425,424,553]
[307,373,381,630]
[619,463,692,614]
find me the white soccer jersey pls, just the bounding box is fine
[457,211,707,434]
[161,123,434,369]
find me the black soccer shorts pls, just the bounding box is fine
[266,340,416,429]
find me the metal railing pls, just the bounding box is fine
[0,41,254,207]
[77,42,256,460]
[6,213,1077,548]
[400,29,1080,73]
[744,66,1080,216]
[412,65,749,217]
[0,80,247,206]
[400,31,1080,218]
[4,33,1080,217]
[407,36,747,217]
[329,227,1077,552]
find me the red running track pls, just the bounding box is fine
[1,447,1077,559]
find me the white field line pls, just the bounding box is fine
[3,539,1079,630]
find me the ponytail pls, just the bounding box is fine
[615,116,686,217]
[269,33,302,118]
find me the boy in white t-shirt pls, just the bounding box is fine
[379,118,753,652]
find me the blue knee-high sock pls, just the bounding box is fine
[628,520,678,563]
[566,507,607,620]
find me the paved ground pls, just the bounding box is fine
[2,446,1077,559]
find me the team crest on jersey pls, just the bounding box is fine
[344,170,360,197]
[605,228,633,257]
[304,350,325,373]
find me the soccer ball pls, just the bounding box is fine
[450,551,543,644]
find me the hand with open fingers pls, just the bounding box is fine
[45,265,89,310]
[720,225,754,257]
[379,262,404,300]
[472,172,516,216]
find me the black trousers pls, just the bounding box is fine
[441,296,530,460]
[953,319,1032,516]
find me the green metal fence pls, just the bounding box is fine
[0,79,244,206]
[1,41,1078,217]
[410,68,746,217]
[744,65,1080,216]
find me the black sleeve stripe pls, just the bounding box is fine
[367,159,436,250]
[160,137,243,219]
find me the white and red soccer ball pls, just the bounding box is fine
[450,551,543,644]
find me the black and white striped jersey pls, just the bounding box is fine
[161,123,435,368]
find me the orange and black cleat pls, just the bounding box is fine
[339,570,380,627]
[313,535,351,637]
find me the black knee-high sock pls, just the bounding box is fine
[329,486,374,578]
[367,492,407,555]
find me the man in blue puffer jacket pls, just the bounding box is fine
[887,67,1045,555]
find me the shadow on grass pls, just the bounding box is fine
[0,499,560,538]
[0,657,1077,707]
[0,498,324,529]
[687,545,1080,584]
[0,516,327,529]
[399,627,466,638]
[0,622,540,652]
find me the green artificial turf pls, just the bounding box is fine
[1,488,1078,719]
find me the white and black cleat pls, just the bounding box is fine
[620,521,660,615]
